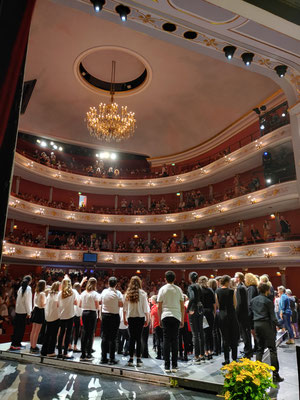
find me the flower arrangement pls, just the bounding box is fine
[220,358,276,399]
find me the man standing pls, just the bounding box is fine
[157,271,184,373]
[251,283,283,382]
[99,277,123,365]
[278,286,295,344]
[234,272,252,358]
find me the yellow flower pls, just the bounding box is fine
[225,373,232,380]
[225,391,231,400]
[253,378,261,386]
[236,375,245,382]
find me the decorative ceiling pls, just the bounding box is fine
[20,0,298,158]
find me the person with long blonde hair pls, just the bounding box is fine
[57,277,77,359]
[123,276,150,367]
[30,280,46,353]
[41,282,60,357]
[79,277,99,361]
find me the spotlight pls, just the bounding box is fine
[253,107,260,115]
[50,141,54,145]
[260,124,265,130]
[116,4,130,21]
[274,65,287,78]
[90,0,105,12]
[41,141,47,147]
[241,52,254,66]
[96,153,99,158]
[110,153,117,160]
[58,146,63,151]
[223,46,236,60]
[266,178,272,184]
[53,145,57,150]
[36,139,41,144]
[281,112,286,117]
[260,105,267,111]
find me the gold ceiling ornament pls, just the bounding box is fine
[85,61,136,142]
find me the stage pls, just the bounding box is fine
[0,332,288,396]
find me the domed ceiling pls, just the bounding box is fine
[20,0,280,158]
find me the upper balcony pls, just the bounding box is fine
[8,180,299,231]
[14,125,291,195]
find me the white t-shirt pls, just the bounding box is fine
[45,293,59,322]
[15,286,32,315]
[34,292,46,309]
[100,287,123,314]
[58,289,76,320]
[80,290,99,311]
[123,289,150,318]
[74,290,82,317]
[157,283,184,322]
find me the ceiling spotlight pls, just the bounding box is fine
[36,139,41,144]
[50,141,54,145]
[253,107,260,115]
[53,145,57,150]
[282,112,286,117]
[90,0,105,12]
[274,65,287,78]
[116,4,130,21]
[260,105,267,111]
[58,146,63,151]
[223,46,236,60]
[41,141,47,147]
[260,124,265,130]
[241,52,254,66]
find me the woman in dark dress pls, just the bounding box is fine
[208,278,221,356]
[198,276,216,359]
[216,275,239,365]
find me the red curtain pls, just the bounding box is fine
[0,0,36,148]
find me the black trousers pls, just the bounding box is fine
[189,312,205,357]
[154,326,163,358]
[11,313,26,346]
[72,316,81,346]
[219,313,238,362]
[141,324,149,357]
[162,317,180,369]
[254,321,279,373]
[204,309,214,353]
[101,313,120,361]
[58,317,74,356]
[41,319,60,355]
[212,312,221,355]
[117,328,130,354]
[81,311,97,358]
[179,322,189,358]
[128,317,145,359]
[238,318,252,356]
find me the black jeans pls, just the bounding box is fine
[141,324,149,357]
[162,317,180,369]
[179,322,189,358]
[212,312,221,355]
[189,312,204,357]
[154,326,163,358]
[255,321,279,373]
[128,317,145,359]
[204,309,214,353]
[72,316,81,346]
[101,313,120,361]
[41,319,60,355]
[117,328,130,354]
[81,310,97,358]
[11,313,27,346]
[58,317,74,356]
[238,319,252,356]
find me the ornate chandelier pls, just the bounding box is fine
[86,61,136,142]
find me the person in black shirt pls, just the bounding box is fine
[250,283,283,383]
[187,271,205,363]
[234,272,252,358]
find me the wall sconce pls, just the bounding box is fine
[106,256,113,262]
[9,201,16,208]
[200,168,207,174]
[224,156,232,163]
[55,172,61,179]
[102,218,109,223]
[118,182,123,188]
[170,256,177,264]
[64,253,71,260]
[85,179,92,185]
[196,255,203,262]
[148,181,154,187]
[224,251,233,260]
[67,213,75,220]
[27,161,34,168]
[263,248,273,258]
[210,274,215,278]
[34,251,41,259]
[4,246,15,256]
[176,176,182,183]
[138,257,144,263]
[166,217,174,223]
[276,271,281,276]
[270,213,276,219]
[36,208,45,215]
[135,219,142,224]
[255,140,263,150]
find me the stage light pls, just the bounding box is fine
[41,141,47,147]
[58,146,63,151]
[281,112,286,117]
[260,124,265,130]
[53,145,58,150]
[223,46,236,60]
[96,153,99,158]
[36,139,41,144]
[253,107,260,115]
[266,178,272,184]
[90,0,105,12]
[274,65,287,78]
[116,4,130,21]
[110,153,117,160]
[50,141,54,145]
[241,52,254,66]
[100,152,109,159]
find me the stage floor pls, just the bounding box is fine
[0,331,294,399]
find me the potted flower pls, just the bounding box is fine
[220,358,277,399]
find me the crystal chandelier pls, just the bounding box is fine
[86,61,136,142]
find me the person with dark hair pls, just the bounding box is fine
[99,276,123,364]
[157,271,184,373]
[251,283,283,382]
[123,276,150,367]
[216,275,239,365]
[187,271,205,364]
[234,272,252,358]
[10,275,32,351]
[30,280,46,354]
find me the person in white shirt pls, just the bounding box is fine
[57,278,77,359]
[79,277,99,361]
[10,275,32,350]
[123,276,150,367]
[30,280,46,354]
[157,270,184,373]
[41,281,60,357]
[99,276,123,364]
[71,282,83,353]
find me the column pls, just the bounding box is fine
[15,176,20,195]
[113,231,117,251]
[49,186,53,203]
[45,225,49,243]
[115,195,118,210]
[148,195,151,210]
[147,231,151,244]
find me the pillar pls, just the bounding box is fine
[113,231,117,251]
[115,195,118,210]
[15,176,20,195]
[49,186,53,203]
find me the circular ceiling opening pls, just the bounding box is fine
[74,46,152,97]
